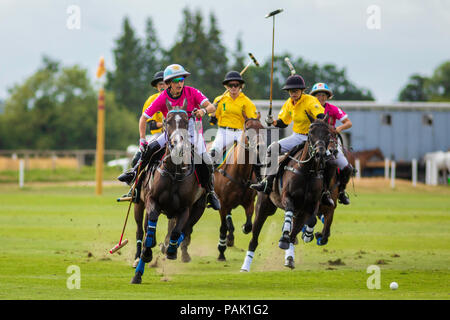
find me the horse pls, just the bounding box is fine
[213,112,265,261]
[131,107,207,284]
[347,147,384,174]
[240,114,337,272]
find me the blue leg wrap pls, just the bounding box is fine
[135,258,145,275]
[145,221,157,248]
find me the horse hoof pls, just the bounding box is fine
[302,232,314,243]
[226,238,234,247]
[316,236,328,246]
[284,256,295,269]
[242,224,252,234]
[217,254,226,261]
[278,235,290,250]
[130,272,142,284]
[132,258,140,268]
[166,252,177,260]
[182,253,191,263]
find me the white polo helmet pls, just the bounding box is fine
[163,64,191,82]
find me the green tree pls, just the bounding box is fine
[0,56,137,150]
[427,61,450,101]
[106,17,146,115]
[398,74,429,101]
[142,17,164,90]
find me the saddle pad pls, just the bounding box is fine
[216,143,237,170]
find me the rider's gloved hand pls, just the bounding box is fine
[139,138,148,153]
[209,116,218,125]
[265,115,274,126]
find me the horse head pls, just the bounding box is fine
[165,108,190,166]
[306,113,336,167]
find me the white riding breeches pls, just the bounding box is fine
[278,133,308,154]
[211,127,243,152]
[336,141,349,170]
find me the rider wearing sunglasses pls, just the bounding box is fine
[121,64,221,210]
[250,74,326,195]
[208,71,258,165]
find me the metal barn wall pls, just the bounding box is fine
[254,100,450,162]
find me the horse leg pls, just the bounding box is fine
[279,197,295,250]
[161,218,176,255]
[241,194,276,272]
[132,201,145,268]
[217,207,229,261]
[182,195,206,263]
[166,208,189,260]
[226,212,235,247]
[242,197,255,234]
[315,206,335,246]
[301,214,317,244]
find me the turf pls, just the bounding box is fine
[0,178,449,300]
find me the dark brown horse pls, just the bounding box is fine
[241,115,337,272]
[131,108,207,284]
[213,112,265,261]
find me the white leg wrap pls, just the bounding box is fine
[303,225,314,243]
[282,211,293,234]
[240,250,254,272]
[285,243,295,260]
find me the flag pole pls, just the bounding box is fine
[95,56,106,195]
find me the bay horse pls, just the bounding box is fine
[131,107,207,284]
[241,114,337,272]
[213,112,265,261]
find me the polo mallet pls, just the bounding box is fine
[110,161,144,254]
[265,9,283,121]
[285,57,296,76]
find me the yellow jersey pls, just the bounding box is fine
[142,92,164,134]
[213,92,258,129]
[278,94,325,134]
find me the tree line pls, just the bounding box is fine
[3,7,447,151]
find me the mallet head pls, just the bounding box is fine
[265,9,284,18]
[109,238,129,254]
[248,53,260,67]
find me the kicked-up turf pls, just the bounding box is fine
[0,178,449,300]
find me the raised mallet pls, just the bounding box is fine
[285,57,296,76]
[265,9,284,120]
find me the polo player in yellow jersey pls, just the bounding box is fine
[250,74,326,194]
[209,71,258,163]
[118,71,168,184]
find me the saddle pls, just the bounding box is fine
[276,141,306,190]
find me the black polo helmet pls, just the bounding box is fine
[222,71,245,85]
[282,75,306,90]
[151,71,164,87]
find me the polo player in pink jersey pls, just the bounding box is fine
[118,64,221,210]
[310,82,353,205]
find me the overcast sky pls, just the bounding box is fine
[1,0,449,103]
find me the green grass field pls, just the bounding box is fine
[0,178,449,300]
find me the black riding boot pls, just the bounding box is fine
[117,140,160,185]
[338,164,353,205]
[204,162,221,210]
[250,174,275,194]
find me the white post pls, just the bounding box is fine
[425,159,431,185]
[390,161,396,189]
[19,159,24,188]
[411,159,417,187]
[384,158,390,180]
[355,159,361,180]
[430,160,438,186]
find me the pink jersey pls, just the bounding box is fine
[143,86,209,119]
[323,102,348,127]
